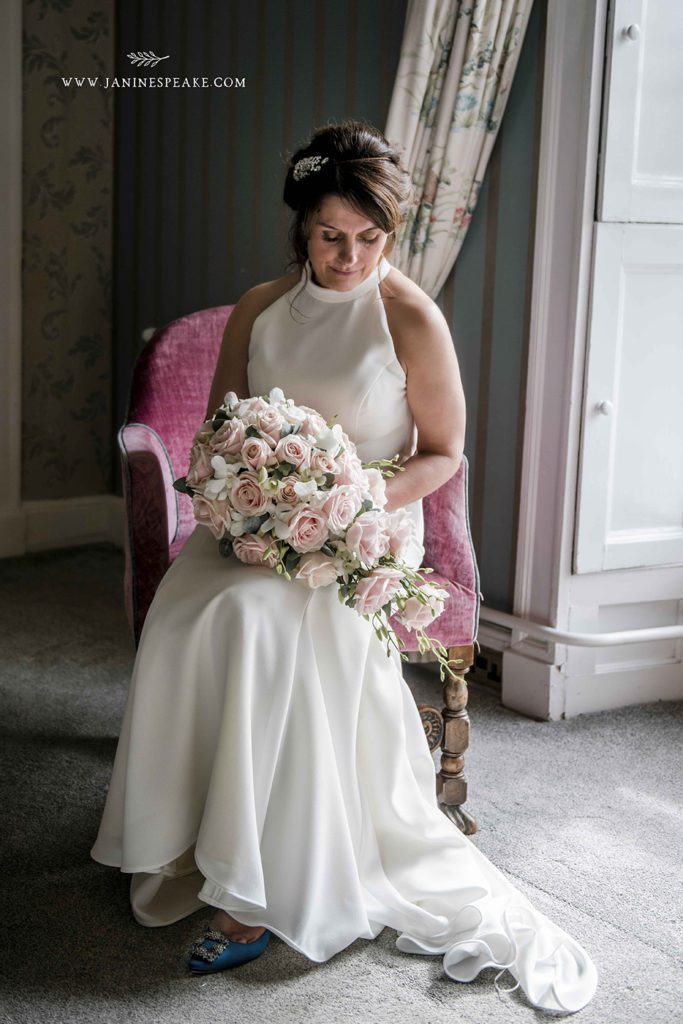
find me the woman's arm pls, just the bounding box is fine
[204,273,300,419]
[383,299,466,513]
[204,292,258,419]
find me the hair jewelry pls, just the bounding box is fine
[293,155,329,181]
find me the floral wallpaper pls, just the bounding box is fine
[22,0,113,499]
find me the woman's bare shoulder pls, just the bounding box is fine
[380,264,449,373]
[235,268,302,322]
[381,264,441,324]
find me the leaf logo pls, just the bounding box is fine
[126,51,170,68]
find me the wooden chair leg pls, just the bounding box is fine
[436,644,477,835]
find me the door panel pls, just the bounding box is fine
[574,222,683,572]
[598,0,683,222]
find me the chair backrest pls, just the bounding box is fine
[128,305,231,472]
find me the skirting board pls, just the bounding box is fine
[502,647,683,721]
[0,494,125,557]
[463,627,682,720]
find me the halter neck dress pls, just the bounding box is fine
[91,255,598,1014]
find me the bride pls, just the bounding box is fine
[91,118,598,1013]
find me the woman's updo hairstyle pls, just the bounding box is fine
[283,118,415,270]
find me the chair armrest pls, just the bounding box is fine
[389,572,479,653]
[118,423,179,647]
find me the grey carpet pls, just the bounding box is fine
[0,542,680,1024]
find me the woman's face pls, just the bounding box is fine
[306,195,389,290]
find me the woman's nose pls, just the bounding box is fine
[338,242,358,265]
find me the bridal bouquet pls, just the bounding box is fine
[173,387,461,681]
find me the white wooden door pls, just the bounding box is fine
[574,223,683,572]
[574,0,683,574]
[598,0,683,223]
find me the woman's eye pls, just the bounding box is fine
[322,235,380,245]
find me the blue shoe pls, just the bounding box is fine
[188,926,271,974]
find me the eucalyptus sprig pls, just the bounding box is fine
[361,455,406,478]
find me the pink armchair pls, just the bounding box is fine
[119,307,482,834]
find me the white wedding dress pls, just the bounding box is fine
[91,255,598,1013]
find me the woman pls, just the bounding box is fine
[91,119,598,1012]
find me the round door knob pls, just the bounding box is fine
[624,24,640,40]
[597,400,613,416]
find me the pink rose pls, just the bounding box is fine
[345,510,390,566]
[385,509,418,561]
[186,442,213,488]
[211,417,245,457]
[244,396,268,413]
[274,434,311,469]
[363,467,387,509]
[229,471,270,516]
[309,448,339,476]
[258,407,284,442]
[353,567,404,616]
[193,418,214,442]
[321,484,363,534]
[241,436,276,471]
[335,449,367,488]
[294,552,339,589]
[232,533,279,568]
[287,506,330,553]
[192,494,231,540]
[277,476,300,505]
[234,396,267,426]
[300,407,328,437]
[398,584,448,630]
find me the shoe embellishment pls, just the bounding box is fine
[190,928,231,963]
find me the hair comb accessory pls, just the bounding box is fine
[293,155,329,181]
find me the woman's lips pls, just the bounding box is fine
[331,268,358,275]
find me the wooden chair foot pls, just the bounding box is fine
[439,800,478,835]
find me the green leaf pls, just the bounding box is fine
[242,515,264,534]
[284,549,300,571]
[172,477,193,495]
[245,425,261,438]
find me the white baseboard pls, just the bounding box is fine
[0,494,125,557]
[501,646,683,720]
[473,621,683,718]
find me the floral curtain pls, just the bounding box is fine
[385,0,535,298]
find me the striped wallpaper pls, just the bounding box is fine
[113,0,546,613]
